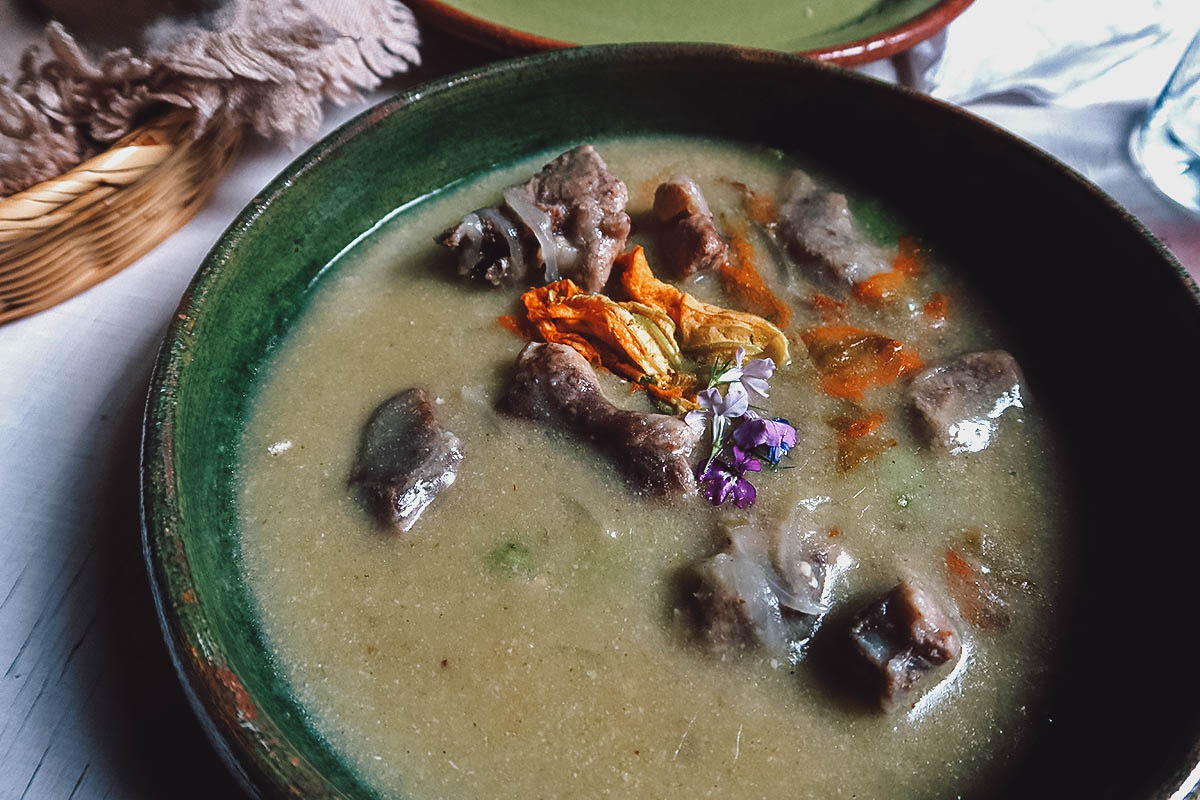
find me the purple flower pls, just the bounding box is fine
[713,347,775,401]
[690,383,750,468]
[697,382,748,420]
[738,353,775,401]
[733,415,798,465]
[698,445,762,508]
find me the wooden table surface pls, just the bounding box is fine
[1,2,1197,798]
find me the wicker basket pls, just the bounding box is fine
[0,110,242,325]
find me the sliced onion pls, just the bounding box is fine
[728,525,769,563]
[504,186,559,283]
[477,206,525,278]
[724,553,789,657]
[453,212,485,276]
[552,234,581,273]
[765,571,827,616]
[731,525,826,615]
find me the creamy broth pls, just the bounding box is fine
[239,137,1075,799]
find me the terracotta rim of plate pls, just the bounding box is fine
[407,0,975,65]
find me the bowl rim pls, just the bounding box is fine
[140,41,1200,800]
[406,0,977,66]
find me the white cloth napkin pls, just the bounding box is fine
[898,0,1200,107]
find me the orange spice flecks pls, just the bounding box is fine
[945,546,1013,630]
[893,235,925,276]
[829,408,896,472]
[945,548,974,580]
[743,190,777,226]
[852,270,907,305]
[718,227,792,326]
[801,325,923,400]
[726,179,778,226]
[497,314,527,337]
[811,292,847,324]
[851,235,927,306]
[923,292,949,326]
[840,410,886,439]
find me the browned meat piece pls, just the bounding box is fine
[497,342,698,496]
[660,217,727,278]
[653,175,728,277]
[776,170,891,287]
[907,350,1024,454]
[691,552,766,652]
[517,144,631,291]
[688,527,838,661]
[350,388,464,533]
[438,145,630,291]
[848,580,961,710]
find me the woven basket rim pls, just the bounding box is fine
[0,109,241,325]
[0,109,194,227]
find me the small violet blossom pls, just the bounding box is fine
[699,381,748,419]
[733,413,798,466]
[698,445,762,508]
[685,382,749,467]
[713,347,775,401]
[686,349,784,508]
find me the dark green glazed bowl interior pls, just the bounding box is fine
[141,45,1200,800]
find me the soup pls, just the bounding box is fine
[238,136,1076,799]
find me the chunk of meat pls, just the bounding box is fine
[350,388,464,533]
[688,526,840,661]
[497,342,698,496]
[518,144,631,292]
[653,176,728,277]
[907,350,1024,454]
[848,580,962,710]
[653,174,711,221]
[437,145,630,291]
[776,170,891,287]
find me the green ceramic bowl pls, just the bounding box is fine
[141,45,1200,799]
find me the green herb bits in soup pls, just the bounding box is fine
[238,136,1076,799]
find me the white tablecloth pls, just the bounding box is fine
[1,1,1197,797]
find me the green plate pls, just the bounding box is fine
[142,44,1200,800]
[408,0,975,63]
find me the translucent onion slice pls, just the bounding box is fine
[477,207,525,278]
[729,525,826,616]
[454,212,485,275]
[552,234,581,273]
[503,186,559,283]
[708,553,789,658]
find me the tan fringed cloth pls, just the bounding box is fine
[0,0,421,198]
